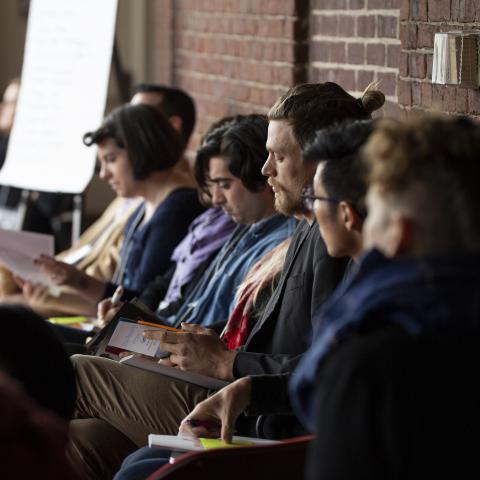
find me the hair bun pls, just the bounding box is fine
[360,82,385,115]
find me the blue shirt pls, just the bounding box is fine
[159,214,297,327]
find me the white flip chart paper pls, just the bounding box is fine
[0,0,118,193]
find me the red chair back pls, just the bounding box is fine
[146,435,314,480]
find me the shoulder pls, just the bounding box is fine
[151,188,203,222]
[162,188,200,208]
[262,216,297,241]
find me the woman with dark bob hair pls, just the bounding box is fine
[29,103,204,316]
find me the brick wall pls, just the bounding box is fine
[310,0,402,117]
[398,0,480,118]
[148,0,480,151]
[169,0,309,151]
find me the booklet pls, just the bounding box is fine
[0,228,55,287]
[119,354,229,390]
[86,300,168,356]
[148,433,278,451]
[108,319,172,358]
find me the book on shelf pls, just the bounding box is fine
[432,31,479,87]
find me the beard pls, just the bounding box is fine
[274,187,305,216]
[270,169,314,217]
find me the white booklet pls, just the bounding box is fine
[108,320,166,357]
[119,354,229,390]
[0,228,56,287]
[148,433,278,451]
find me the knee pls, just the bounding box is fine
[71,354,112,383]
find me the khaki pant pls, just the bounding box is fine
[68,355,209,480]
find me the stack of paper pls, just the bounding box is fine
[148,434,278,451]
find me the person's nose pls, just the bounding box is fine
[99,162,110,181]
[261,153,276,177]
[210,184,225,206]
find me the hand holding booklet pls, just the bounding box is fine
[0,228,57,290]
[86,303,230,390]
[108,319,174,357]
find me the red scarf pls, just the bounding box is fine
[223,282,256,349]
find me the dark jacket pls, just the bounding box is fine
[233,219,347,439]
[290,249,480,479]
[234,219,348,377]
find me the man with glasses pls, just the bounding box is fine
[302,120,373,263]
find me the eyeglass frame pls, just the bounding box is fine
[301,185,341,212]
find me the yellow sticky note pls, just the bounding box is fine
[199,438,255,450]
[48,316,89,325]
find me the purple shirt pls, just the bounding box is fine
[161,207,236,307]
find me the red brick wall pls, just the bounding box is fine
[310,0,402,117]
[398,0,480,118]
[169,0,309,151]
[148,0,480,149]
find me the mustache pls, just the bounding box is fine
[268,179,283,191]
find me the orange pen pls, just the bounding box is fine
[137,319,185,333]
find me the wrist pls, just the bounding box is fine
[235,376,252,410]
[217,349,237,382]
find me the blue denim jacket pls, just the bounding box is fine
[160,214,297,328]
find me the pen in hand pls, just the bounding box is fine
[111,285,124,308]
[98,285,124,326]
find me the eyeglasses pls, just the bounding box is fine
[301,185,340,212]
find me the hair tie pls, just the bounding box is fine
[356,97,366,112]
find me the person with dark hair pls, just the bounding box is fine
[0,304,77,478]
[131,84,196,144]
[30,103,204,315]
[69,114,297,479]
[153,114,295,326]
[301,120,373,261]
[0,305,76,419]
[193,115,244,199]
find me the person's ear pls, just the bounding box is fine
[168,115,183,134]
[339,202,363,233]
